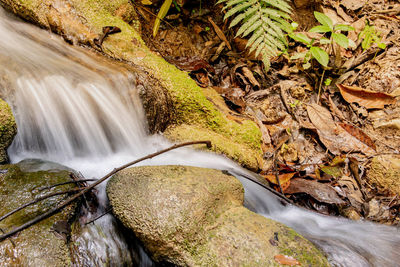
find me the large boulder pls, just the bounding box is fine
[0,160,78,266]
[0,98,16,163]
[107,165,330,266]
[0,0,263,170]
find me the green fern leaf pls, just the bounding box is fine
[224,0,257,20]
[230,6,258,28]
[221,0,292,71]
[223,0,247,11]
[246,28,264,46]
[236,12,261,37]
[242,19,263,37]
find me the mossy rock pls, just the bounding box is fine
[367,154,400,195]
[0,160,78,266]
[0,98,16,163]
[0,0,263,170]
[107,165,330,266]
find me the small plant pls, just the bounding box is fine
[359,20,386,51]
[289,11,355,69]
[218,0,293,70]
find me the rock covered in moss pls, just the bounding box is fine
[367,154,400,195]
[107,165,330,266]
[0,99,16,163]
[0,160,77,266]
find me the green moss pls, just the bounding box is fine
[0,163,77,266]
[0,99,17,163]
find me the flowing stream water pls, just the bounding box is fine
[0,7,399,267]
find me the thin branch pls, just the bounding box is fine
[37,179,96,192]
[0,141,211,242]
[85,207,112,225]
[0,188,85,223]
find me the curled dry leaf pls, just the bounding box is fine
[285,178,346,205]
[337,84,396,109]
[307,104,375,155]
[263,172,295,186]
[274,254,301,266]
[339,123,376,150]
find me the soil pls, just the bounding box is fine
[135,0,400,225]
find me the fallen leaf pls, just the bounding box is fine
[274,254,301,266]
[286,178,346,205]
[374,118,400,130]
[340,0,366,11]
[337,84,396,109]
[307,104,375,155]
[339,123,376,150]
[263,172,295,186]
[208,17,232,50]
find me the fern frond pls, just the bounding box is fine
[222,0,292,70]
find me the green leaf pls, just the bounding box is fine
[153,0,173,37]
[289,33,311,45]
[319,37,331,45]
[324,78,332,86]
[332,32,349,48]
[309,25,332,33]
[310,46,329,67]
[377,42,386,49]
[334,24,355,32]
[314,11,333,30]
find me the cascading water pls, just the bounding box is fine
[0,7,399,267]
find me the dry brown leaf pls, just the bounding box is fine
[337,84,396,109]
[274,254,301,266]
[307,104,375,155]
[263,172,295,185]
[285,178,346,205]
[208,17,232,50]
[339,123,376,150]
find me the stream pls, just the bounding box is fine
[0,7,399,267]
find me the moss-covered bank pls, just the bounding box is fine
[0,98,16,163]
[107,165,330,266]
[0,0,262,170]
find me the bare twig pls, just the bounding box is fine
[85,208,112,225]
[273,154,284,194]
[37,179,96,192]
[0,188,84,223]
[0,141,211,242]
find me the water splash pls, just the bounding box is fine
[0,7,399,267]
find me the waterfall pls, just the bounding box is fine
[0,7,399,267]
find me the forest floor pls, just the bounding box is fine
[133,0,400,225]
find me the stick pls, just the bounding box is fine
[0,188,85,223]
[0,141,211,242]
[37,179,96,192]
[85,208,112,225]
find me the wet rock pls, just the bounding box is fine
[0,98,16,163]
[0,160,78,266]
[107,165,330,266]
[367,154,400,195]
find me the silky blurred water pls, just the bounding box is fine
[0,7,399,267]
